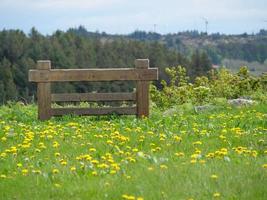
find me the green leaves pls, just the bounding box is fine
[151,66,267,109]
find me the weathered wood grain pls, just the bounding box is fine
[51,107,137,116]
[135,59,150,118]
[29,68,158,82]
[36,61,52,120]
[29,59,158,120]
[51,92,136,102]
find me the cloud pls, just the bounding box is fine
[0,0,267,34]
[1,0,123,10]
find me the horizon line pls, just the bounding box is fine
[0,26,267,36]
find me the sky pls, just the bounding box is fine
[0,0,267,35]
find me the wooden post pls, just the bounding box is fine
[135,59,149,118]
[37,60,51,120]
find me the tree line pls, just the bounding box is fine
[0,28,211,104]
[70,26,267,64]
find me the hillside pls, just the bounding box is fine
[70,27,267,74]
[0,28,211,104]
[0,27,267,104]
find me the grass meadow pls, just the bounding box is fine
[0,103,266,200]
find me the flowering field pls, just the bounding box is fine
[0,103,267,200]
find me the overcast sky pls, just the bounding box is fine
[0,0,267,35]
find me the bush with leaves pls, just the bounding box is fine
[151,66,267,109]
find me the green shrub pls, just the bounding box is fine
[151,66,267,109]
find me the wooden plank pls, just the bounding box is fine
[51,92,136,102]
[36,61,52,120]
[51,107,137,116]
[29,68,158,82]
[135,59,150,118]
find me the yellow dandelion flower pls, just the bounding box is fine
[121,194,129,199]
[39,142,46,149]
[21,143,31,149]
[127,157,136,163]
[156,147,161,151]
[17,163,23,168]
[0,174,7,178]
[35,148,41,153]
[54,152,60,157]
[122,194,135,200]
[151,149,156,152]
[4,125,10,131]
[54,183,61,188]
[52,141,60,148]
[211,174,218,179]
[173,135,182,142]
[70,166,76,171]
[110,170,117,175]
[91,160,99,164]
[47,135,53,139]
[0,152,7,158]
[213,192,220,198]
[206,152,215,158]
[262,164,267,169]
[60,160,67,166]
[160,165,168,169]
[92,171,98,176]
[191,154,200,159]
[148,167,154,171]
[251,150,258,158]
[193,141,202,145]
[21,169,28,176]
[52,169,59,174]
[190,159,197,164]
[106,140,113,145]
[221,129,227,134]
[199,160,206,164]
[89,148,96,152]
[219,135,226,140]
[175,152,185,157]
[32,169,41,174]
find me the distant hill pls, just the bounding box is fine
[0,26,266,104]
[0,28,212,104]
[69,26,267,74]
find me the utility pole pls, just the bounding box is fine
[201,18,208,34]
[153,24,157,33]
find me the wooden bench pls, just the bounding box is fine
[29,59,158,120]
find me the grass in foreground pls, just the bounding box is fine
[0,103,267,200]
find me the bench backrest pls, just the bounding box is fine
[28,59,158,120]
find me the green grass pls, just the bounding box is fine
[0,103,266,200]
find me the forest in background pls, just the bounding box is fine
[71,26,267,65]
[0,27,266,104]
[0,28,211,104]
